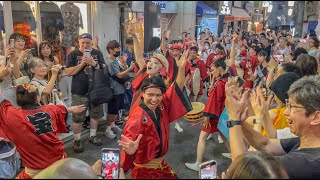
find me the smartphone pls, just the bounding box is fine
[10,39,15,48]
[273,55,284,62]
[101,148,120,179]
[84,49,91,58]
[199,160,217,179]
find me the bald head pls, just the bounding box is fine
[33,158,98,179]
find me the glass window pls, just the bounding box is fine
[11,1,38,56]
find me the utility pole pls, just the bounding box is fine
[294,1,305,38]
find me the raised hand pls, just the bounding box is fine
[225,83,250,120]
[249,83,268,119]
[177,49,189,69]
[118,134,143,155]
[123,22,137,38]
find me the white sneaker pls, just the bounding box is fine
[105,129,116,139]
[206,133,213,140]
[185,162,200,171]
[111,123,123,133]
[175,122,183,132]
[218,134,224,144]
[222,153,232,159]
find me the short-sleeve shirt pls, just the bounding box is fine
[105,56,125,95]
[66,49,105,96]
[275,137,320,179]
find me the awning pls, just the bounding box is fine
[224,7,251,21]
[196,1,217,15]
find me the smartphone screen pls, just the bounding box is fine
[101,148,120,179]
[10,39,15,48]
[199,160,217,179]
[84,50,91,58]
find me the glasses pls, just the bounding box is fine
[285,99,305,112]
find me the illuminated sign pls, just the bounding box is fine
[152,1,166,9]
[219,1,232,15]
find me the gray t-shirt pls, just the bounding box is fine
[276,137,320,179]
[105,56,125,95]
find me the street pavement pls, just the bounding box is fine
[64,95,232,179]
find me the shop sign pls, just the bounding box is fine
[219,1,231,15]
[152,1,166,10]
[262,1,270,8]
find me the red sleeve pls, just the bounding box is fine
[240,58,247,69]
[134,63,140,75]
[206,53,214,67]
[120,110,144,171]
[203,81,226,120]
[0,98,14,140]
[228,65,238,76]
[53,105,68,133]
[185,61,191,75]
[163,83,192,123]
[200,60,209,82]
[132,66,148,93]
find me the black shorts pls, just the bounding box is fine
[106,94,124,115]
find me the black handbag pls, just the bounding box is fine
[87,64,113,105]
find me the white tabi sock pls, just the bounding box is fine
[90,129,97,137]
[74,133,81,141]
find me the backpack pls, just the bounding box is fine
[0,138,20,179]
[88,64,114,105]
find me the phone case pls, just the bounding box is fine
[199,160,217,179]
[101,148,121,179]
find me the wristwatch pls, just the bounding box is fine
[226,120,242,128]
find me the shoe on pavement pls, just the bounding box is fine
[89,136,102,146]
[222,153,232,159]
[73,140,84,153]
[185,162,200,171]
[105,129,116,139]
[218,134,224,144]
[111,123,123,133]
[206,133,213,140]
[175,123,183,132]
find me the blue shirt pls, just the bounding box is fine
[123,50,135,67]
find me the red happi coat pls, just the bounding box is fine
[202,73,229,132]
[121,83,192,179]
[167,54,191,85]
[0,97,68,170]
[189,58,209,95]
[240,55,259,89]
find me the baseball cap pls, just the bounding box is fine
[79,33,92,40]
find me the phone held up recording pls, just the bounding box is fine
[84,49,91,58]
[199,160,217,179]
[101,148,120,179]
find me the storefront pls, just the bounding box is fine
[0,1,93,64]
[196,1,218,39]
[224,7,251,32]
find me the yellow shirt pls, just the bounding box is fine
[261,107,288,136]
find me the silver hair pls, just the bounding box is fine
[288,75,320,116]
